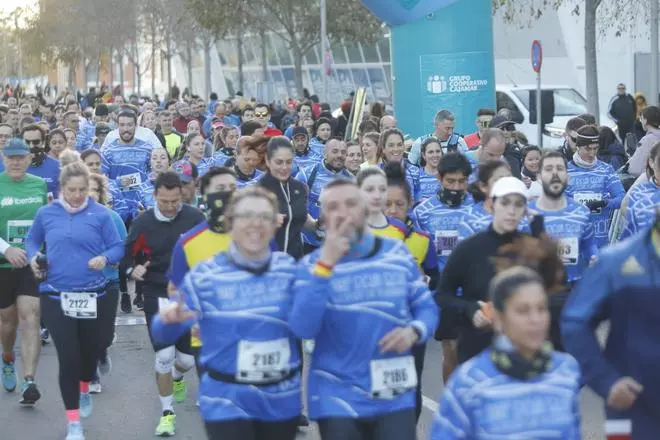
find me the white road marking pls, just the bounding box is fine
[115,316,146,326]
[422,395,439,413]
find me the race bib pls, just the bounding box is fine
[435,230,459,257]
[61,292,97,319]
[236,338,291,383]
[120,173,142,191]
[370,355,417,399]
[558,237,579,265]
[7,220,33,246]
[574,192,603,213]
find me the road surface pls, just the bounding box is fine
[0,311,607,440]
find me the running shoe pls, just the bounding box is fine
[40,327,50,345]
[2,358,17,392]
[120,292,132,314]
[79,392,93,418]
[173,378,186,403]
[65,421,85,440]
[98,352,112,375]
[89,380,102,394]
[133,294,144,311]
[19,379,41,406]
[155,411,176,437]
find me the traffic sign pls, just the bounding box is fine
[532,40,543,73]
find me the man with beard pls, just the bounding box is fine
[21,124,60,200]
[528,151,597,284]
[296,139,353,253]
[101,110,154,223]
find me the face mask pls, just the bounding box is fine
[31,147,46,167]
[438,187,465,207]
[203,191,233,233]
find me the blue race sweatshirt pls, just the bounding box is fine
[562,230,660,438]
[26,198,124,293]
[27,156,60,199]
[290,234,438,419]
[430,349,581,439]
[151,251,301,422]
[103,208,128,281]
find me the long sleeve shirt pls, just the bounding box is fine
[26,199,124,293]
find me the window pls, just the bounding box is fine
[272,33,292,66]
[305,46,320,65]
[330,40,347,64]
[377,37,390,63]
[512,88,588,116]
[345,42,363,64]
[363,42,380,63]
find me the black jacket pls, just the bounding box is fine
[259,173,308,260]
[123,205,205,291]
[436,226,523,363]
[608,94,636,127]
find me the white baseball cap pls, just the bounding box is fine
[491,176,528,199]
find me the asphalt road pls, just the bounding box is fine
[0,311,607,440]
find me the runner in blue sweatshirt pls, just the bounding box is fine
[565,125,625,248]
[151,187,301,440]
[431,267,581,440]
[101,110,153,221]
[621,143,660,240]
[25,163,124,440]
[562,222,660,439]
[289,178,438,440]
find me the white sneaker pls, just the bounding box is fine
[65,421,85,440]
[89,380,102,394]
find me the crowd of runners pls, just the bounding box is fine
[0,86,658,439]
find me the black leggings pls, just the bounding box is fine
[318,409,416,440]
[204,418,298,440]
[41,291,116,410]
[412,343,426,422]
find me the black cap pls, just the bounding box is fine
[96,123,111,136]
[292,127,308,138]
[95,104,109,117]
[489,115,515,129]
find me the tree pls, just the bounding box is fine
[244,0,382,98]
[186,0,248,93]
[493,0,640,122]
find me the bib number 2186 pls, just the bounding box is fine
[370,356,417,399]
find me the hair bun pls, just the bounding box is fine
[383,161,405,181]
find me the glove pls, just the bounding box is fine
[586,199,608,212]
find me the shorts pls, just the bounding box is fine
[0,266,40,309]
[143,286,193,354]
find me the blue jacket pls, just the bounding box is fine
[101,137,154,220]
[562,230,660,438]
[151,251,301,422]
[566,160,625,248]
[621,180,660,240]
[103,208,128,281]
[27,156,60,199]
[529,198,597,282]
[412,194,473,273]
[25,199,124,293]
[290,235,439,419]
[430,349,581,439]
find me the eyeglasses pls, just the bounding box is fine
[233,211,276,224]
[24,139,43,146]
[254,112,269,118]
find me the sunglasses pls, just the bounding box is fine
[254,112,269,118]
[25,139,43,146]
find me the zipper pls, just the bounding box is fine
[280,181,293,252]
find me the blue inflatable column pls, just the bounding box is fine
[362,0,496,138]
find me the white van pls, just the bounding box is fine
[496,84,614,149]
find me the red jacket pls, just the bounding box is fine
[173,116,193,134]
